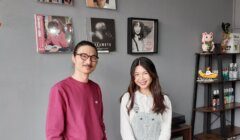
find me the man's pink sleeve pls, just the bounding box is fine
[46,86,66,140]
[98,87,107,140]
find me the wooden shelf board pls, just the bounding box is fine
[194,102,240,112]
[194,125,240,140]
[197,78,240,84]
[196,52,240,55]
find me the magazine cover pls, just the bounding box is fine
[87,17,115,53]
[37,0,72,5]
[34,14,74,53]
[86,0,116,10]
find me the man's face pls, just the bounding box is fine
[72,45,98,75]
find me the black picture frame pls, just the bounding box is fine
[86,17,116,53]
[127,17,158,54]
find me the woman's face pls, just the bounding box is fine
[134,65,152,91]
[133,22,141,35]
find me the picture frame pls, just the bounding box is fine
[34,14,74,53]
[37,0,73,5]
[127,17,158,54]
[86,17,116,53]
[86,0,116,10]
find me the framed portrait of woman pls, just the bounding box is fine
[127,17,158,54]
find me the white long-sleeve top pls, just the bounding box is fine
[120,91,172,140]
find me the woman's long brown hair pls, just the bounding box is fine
[120,57,166,115]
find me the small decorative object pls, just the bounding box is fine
[221,22,231,53]
[34,14,74,53]
[222,22,231,34]
[198,67,218,79]
[86,0,116,10]
[221,22,240,53]
[127,17,158,54]
[221,34,230,53]
[37,0,73,5]
[225,33,240,53]
[87,17,115,53]
[201,32,215,53]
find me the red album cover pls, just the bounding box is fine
[34,14,74,53]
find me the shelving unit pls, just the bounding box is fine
[191,44,240,139]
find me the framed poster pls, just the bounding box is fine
[87,17,115,53]
[37,0,73,5]
[86,0,116,10]
[34,14,74,53]
[127,17,158,54]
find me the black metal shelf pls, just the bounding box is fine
[197,78,240,84]
[194,125,240,140]
[191,44,240,139]
[194,102,240,113]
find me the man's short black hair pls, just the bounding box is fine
[73,40,98,56]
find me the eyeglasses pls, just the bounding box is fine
[76,53,99,62]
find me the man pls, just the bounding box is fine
[46,41,107,140]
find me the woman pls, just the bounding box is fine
[120,57,172,140]
[132,21,145,52]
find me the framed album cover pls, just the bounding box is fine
[37,0,73,5]
[34,14,74,53]
[127,17,158,54]
[87,17,115,53]
[86,0,116,10]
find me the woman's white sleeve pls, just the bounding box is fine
[120,93,136,140]
[158,95,172,140]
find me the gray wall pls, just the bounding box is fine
[0,0,233,139]
[233,0,240,133]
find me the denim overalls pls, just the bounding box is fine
[131,99,161,140]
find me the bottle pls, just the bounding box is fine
[224,88,228,104]
[233,63,238,79]
[230,88,234,103]
[223,67,229,80]
[222,68,227,80]
[212,90,217,107]
[229,63,234,80]
[216,90,220,106]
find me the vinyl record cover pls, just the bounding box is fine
[87,17,115,53]
[86,0,116,10]
[34,14,74,53]
[37,0,72,5]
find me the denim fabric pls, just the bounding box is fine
[131,103,161,140]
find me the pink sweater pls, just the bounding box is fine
[46,77,107,140]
